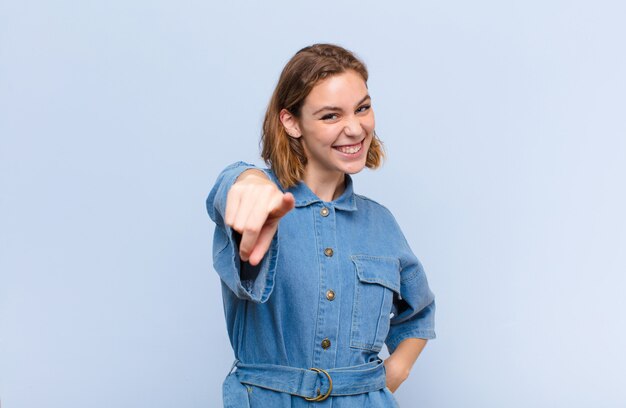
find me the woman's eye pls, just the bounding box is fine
[356,104,371,114]
[321,113,339,121]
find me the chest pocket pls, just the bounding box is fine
[350,255,401,352]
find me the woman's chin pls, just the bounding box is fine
[342,162,367,175]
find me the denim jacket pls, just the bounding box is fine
[207,162,436,407]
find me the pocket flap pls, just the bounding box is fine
[351,255,401,294]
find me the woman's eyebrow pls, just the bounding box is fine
[312,94,371,115]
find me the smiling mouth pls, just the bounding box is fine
[332,140,363,154]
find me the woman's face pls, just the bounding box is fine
[288,70,375,183]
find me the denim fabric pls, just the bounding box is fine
[207,161,436,407]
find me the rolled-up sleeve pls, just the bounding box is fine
[385,235,436,354]
[206,161,279,303]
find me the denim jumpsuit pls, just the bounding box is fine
[207,162,436,407]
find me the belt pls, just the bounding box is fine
[230,359,387,402]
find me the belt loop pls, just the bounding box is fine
[228,359,239,376]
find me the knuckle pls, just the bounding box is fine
[258,183,277,196]
[227,186,240,200]
[243,225,260,236]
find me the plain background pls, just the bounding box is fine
[1,0,625,407]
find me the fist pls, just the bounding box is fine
[225,170,295,265]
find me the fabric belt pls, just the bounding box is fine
[230,359,387,401]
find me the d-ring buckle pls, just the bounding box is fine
[304,367,333,402]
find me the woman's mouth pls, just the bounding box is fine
[333,140,363,155]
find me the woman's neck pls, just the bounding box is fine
[302,170,346,202]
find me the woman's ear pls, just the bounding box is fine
[279,109,302,139]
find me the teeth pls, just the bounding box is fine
[335,142,362,154]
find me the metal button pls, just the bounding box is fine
[324,248,334,257]
[326,290,335,301]
[320,207,329,217]
[321,338,331,349]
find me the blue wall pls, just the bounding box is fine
[1,0,625,407]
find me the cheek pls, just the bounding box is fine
[362,112,375,131]
[312,124,342,142]
[302,126,336,148]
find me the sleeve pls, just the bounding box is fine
[384,225,436,354]
[206,161,279,303]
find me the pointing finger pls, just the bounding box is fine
[238,198,271,262]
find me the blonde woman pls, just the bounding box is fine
[207,43,436,407]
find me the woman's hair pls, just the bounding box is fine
[261,43,384,189]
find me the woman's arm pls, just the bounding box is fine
[384,338,428,392]
[207,163,293,303]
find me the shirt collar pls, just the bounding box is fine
[266,169,357,212]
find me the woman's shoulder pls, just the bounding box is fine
[219,161,268,173]
[215,161,277,186]
[354,193,398,222]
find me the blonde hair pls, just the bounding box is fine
[261,44,384,189]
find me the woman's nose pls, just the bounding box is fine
[343,115,363,137]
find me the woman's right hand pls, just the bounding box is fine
[225,169,295,266]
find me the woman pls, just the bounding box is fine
[207,44,436,407]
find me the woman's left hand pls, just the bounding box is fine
[383,338,428,393]
[383,355,411,393]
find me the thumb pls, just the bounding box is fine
[270,192,295,218]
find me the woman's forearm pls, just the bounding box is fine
[384,338,428,392]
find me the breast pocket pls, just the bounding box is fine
[350,255,401,352]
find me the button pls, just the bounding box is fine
[326,290,335,301]
[321,338,331,349]
[324,248,334,257]
[320,207,329,217]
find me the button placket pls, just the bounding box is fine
[311,204,340,368]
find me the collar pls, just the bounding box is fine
[265,169,358,212]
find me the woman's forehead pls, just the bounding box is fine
[303,70,369,110]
